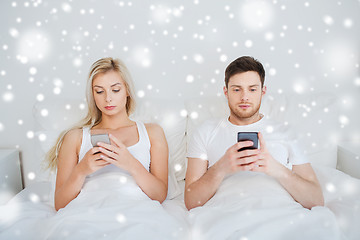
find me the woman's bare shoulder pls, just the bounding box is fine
[144,123,164,135]
[62,128,83,150]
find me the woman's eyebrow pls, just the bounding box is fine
[111,83,122,87]
[93,83,122,88]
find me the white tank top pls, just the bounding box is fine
[78,121,151,180]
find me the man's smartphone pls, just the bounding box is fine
[237,132,259,151]
[91,133,111,147]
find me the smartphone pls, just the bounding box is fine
[91,133,111,147]
[237,132,259,151]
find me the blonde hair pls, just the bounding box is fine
[45,57,136,170]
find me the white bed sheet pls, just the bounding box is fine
[187,166,360,240]
[0,166,359,240]
[0,173,189,240]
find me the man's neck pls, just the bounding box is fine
[228,112,262,126]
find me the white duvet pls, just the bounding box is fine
[0,173,188,240]
[188,166,360,240]
[1,167,359,240]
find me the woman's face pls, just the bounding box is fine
[92,70,128,116]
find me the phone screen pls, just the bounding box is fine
[237,132,259,151]
[91,133,111,147]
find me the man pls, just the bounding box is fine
[185,56,324,210]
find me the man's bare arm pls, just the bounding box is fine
[185,141,258,210]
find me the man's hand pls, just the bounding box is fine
[214,140,260,177]
[251,132,287,178]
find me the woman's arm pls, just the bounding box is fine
[54,129,109,210]
[98,124,169,203]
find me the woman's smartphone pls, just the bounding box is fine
[91,133,111,147]
[237,132,259,151]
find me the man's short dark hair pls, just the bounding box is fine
[225,56,265,88]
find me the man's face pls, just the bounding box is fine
[224,71,266,120]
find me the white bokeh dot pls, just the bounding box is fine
[220,54,228,62]
[174,164,182,172]
[3,92,14,102]
[323,15,334,25]
[73,58,82,67]
[326,183,336,193]
[193,54,204,64]
[266,125,274,133]
[29,193,40,203]
[41,109,48,117]
[240,1,274,30]
[53,87,61,95]
[293,82,306,94]
[186,75,194,83]
[116,214,126,223]
[339,115,349,125]
[180,109,188,117]
[265,32,274,41]
[269,68,276,76]
[36,94,44,101]
[119,176,127,184]
[38,133,47,142]
[62,3,72,13]
[137,90,145,98]
[343,18,353,28]
[190,112,199,119]
[354,77,360,86]
[9,28,19,38]
[0,123,4,131]
[27,131,34,139]
[245,40,253,48]
[28,172,36,180]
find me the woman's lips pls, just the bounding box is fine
[105,106,115,110]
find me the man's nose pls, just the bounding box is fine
[240,91,249,101]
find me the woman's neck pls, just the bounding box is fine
[95,113,134,130]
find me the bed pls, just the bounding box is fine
[1,93,359,240]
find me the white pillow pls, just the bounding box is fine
[33,98,87,182]
[132,98,187,198]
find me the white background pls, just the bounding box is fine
[0,0,359,186]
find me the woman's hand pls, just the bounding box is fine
[96,134,137,173]
[76,147,110,176]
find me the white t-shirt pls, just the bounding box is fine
[187,115,308,169]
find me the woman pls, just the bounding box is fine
[0,57,188,240]
[46,57,169,210]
